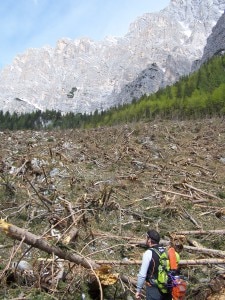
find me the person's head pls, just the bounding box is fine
[146,229,160,246]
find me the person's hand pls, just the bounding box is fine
[135,291,141,299]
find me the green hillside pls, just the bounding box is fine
[93,54,225,126]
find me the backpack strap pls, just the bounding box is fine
[146,247,161,282]
[150,247,161,258]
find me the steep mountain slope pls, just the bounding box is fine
[0,0,225,114]
[193,11,225,70]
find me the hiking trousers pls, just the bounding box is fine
[161,293,172,300]
[146,285,163,300]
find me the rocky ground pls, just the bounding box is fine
[0,117,225,299]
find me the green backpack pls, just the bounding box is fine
[151,247,180,294]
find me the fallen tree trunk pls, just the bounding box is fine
[184,245,225,257]
[95,258,225,266]
[132,241,225,257]
[172,258,225,266]
[94,231,225,257]
[174,229,225,235]
[0,219,137,289]
[1,220,224,275]
[0,219,99,270]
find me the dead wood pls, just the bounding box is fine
[174,229,225,235]
[160,188,194,200]
[184,245,225,257]
[25,177,52,209]
[1,119,225,299]
[5,219,225,290]
[0,219,99,270]
[94,232,225,258]
[183,183,221,201]
[0,219,135,290]
[94,258,225,266]
[180,207,202,228]
[179,258,225,266]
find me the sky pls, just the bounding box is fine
[0,0,170,69]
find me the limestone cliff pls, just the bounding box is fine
[0,0,225,114]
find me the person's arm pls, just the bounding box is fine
[135,250,152,298]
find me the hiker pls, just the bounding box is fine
[135,229,181,300]
[135,229,164,300]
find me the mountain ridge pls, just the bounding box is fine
[0,0,225,114]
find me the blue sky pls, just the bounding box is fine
[0,0,170,69]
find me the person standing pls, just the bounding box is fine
[135,229,164,300]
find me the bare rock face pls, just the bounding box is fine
[0,0,225,114]
[193,11,225,70]
[108,64,164,106]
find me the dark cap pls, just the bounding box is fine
[147,229,160,243]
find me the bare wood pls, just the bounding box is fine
[184,245,225,257]
[25,177,52,209]
[187,162,213,173]
[160,187,210,203]
[174,229,225,235]
[187,237,205,248]
[60,197,77,224]
[184,183,221,201]
[0,220,134,288]
[95,259,141,265]
[159,189,194,200]
[0,219,98,270]
[179,258,225,266]
[127,240,225,258]
[12,159,29,178]
[62,227,79,245]
[192,199,210,204]
[94,232,225,257]
[181,207,202,229]
[95,258,225,266]
[93,231,170,246]
[0,244,12,249]
[193,204,223,210]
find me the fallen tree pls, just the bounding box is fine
[173,229,225,235]
[95,258,225,266]
[0,219,99,269]
[1,220,225,269]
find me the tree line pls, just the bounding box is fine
[1,54,225,130]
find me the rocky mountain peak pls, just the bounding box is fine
[0,0,225,114]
